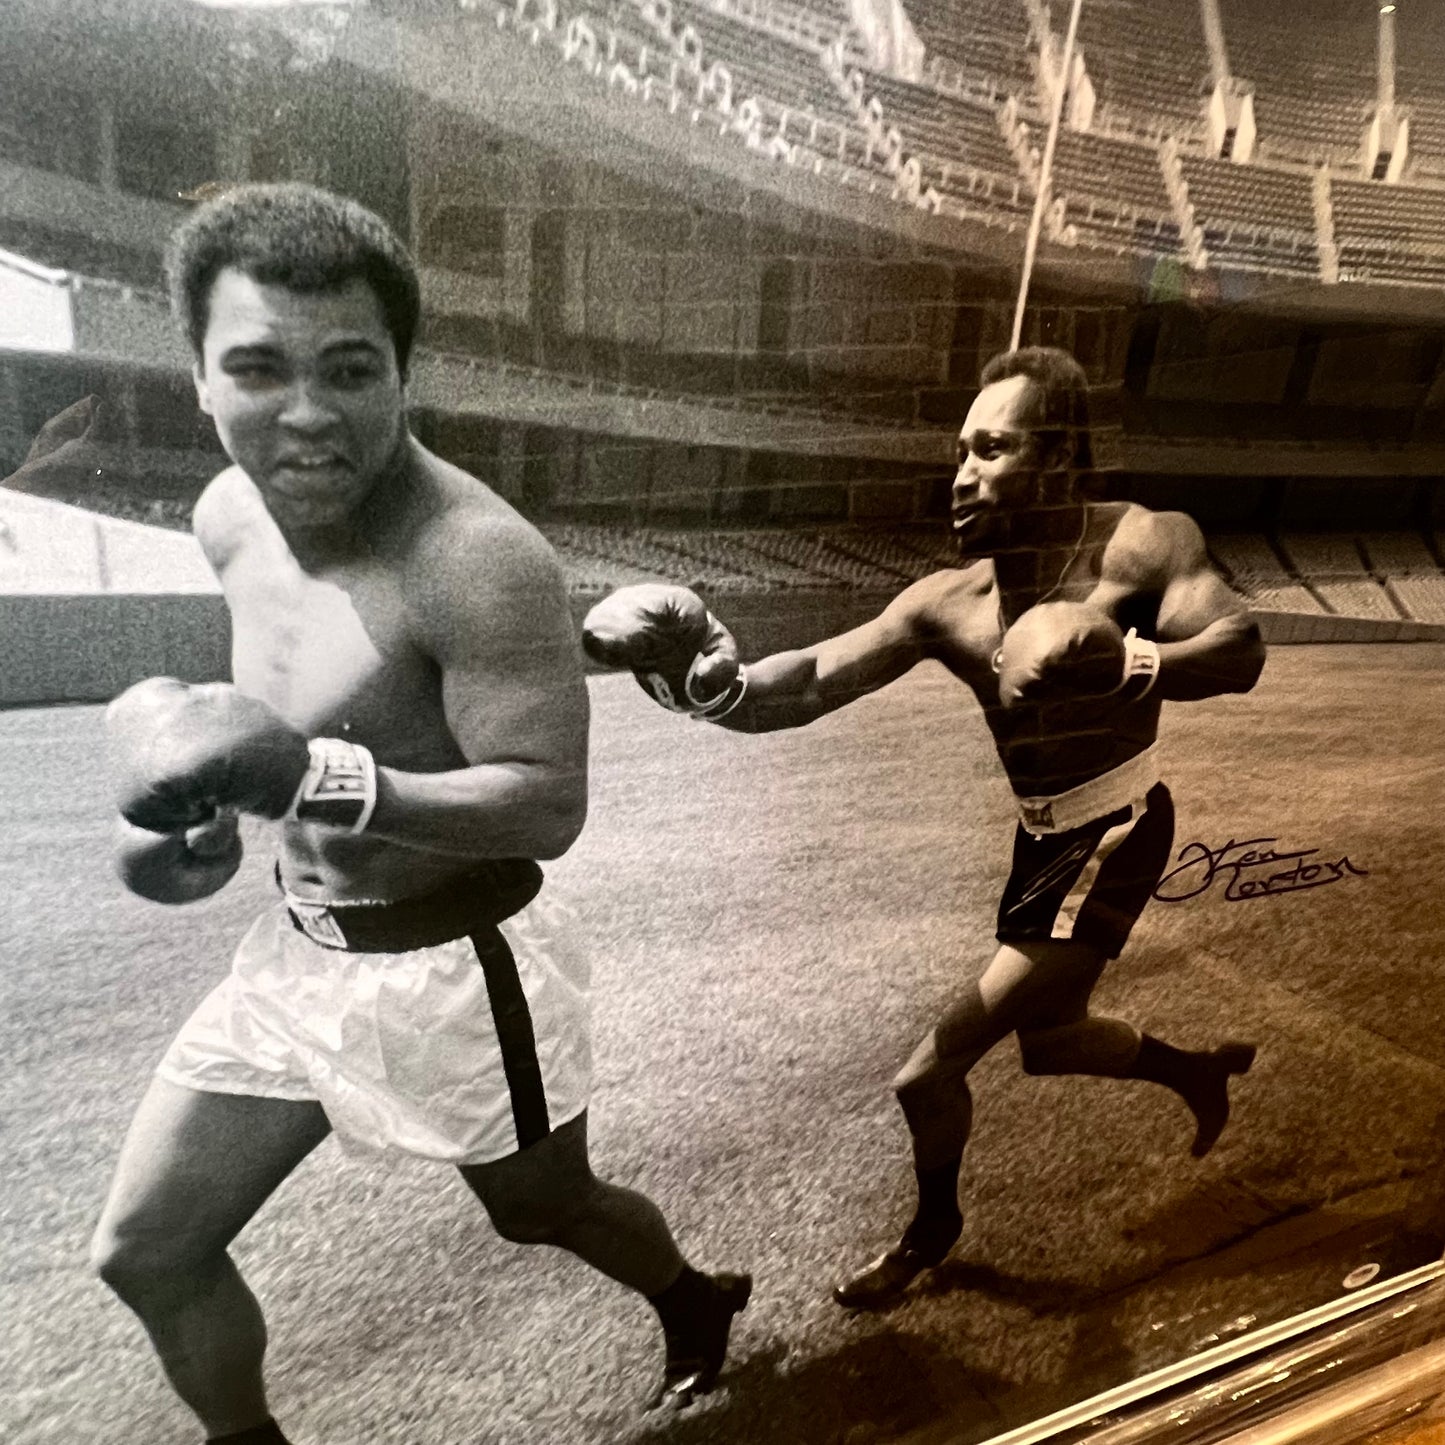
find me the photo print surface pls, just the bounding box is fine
[3,1,1444,1443]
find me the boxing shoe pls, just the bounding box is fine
[1188,1041,1258,1158]
[832,1242,951,1310]
[646,1271,752,1412]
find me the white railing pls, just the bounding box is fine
[1311,166,1341,283]
[1158,135,1209,269]
[922,55,1008,108]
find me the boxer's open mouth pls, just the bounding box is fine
[277,453,348,474]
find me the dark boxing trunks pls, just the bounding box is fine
[997,781,1174,958]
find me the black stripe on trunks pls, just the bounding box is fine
[469,927,551,1150]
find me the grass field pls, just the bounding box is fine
[4,643,1445,1445]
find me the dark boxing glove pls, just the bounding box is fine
[582,584,747,719]
[107,678,378,833]
[114,815,244,905]
[995,601,1159,708]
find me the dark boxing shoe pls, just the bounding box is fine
[833,1242,950,1310]
[646,1271,752,1413]
[1189,1042,1258,1158]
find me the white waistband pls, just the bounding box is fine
[1014,745,1161,836]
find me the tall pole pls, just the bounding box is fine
[1379,3,1397,118]
[1011,0,1084,352]
[1198,0,1232,90]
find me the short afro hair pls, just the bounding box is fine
[165,183,421,377]
[979,346,1094,473]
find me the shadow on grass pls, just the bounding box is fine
[628,1331,1015,1445]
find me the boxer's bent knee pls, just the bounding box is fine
[90,1217,226,1295]
[481,1177,607,1244]
[1017,1017,1140,1077]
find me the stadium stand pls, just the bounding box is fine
[1331,177,1445,287]
[1207,533,1326,615]
[1359,531,1445,624]
[1252,92,1367,164]
[1385,573,1445,624]
[670,0,857,126]
[1073,0,1210,136]
[1279,532,1402,621]
[906,0,1035,96]
[538,523,949,591]
[1051,130,1180,256]
[1179,157,1319,276]
[1359,531,1441,576]
[855,73,1032,217]
[485,0,1445,289]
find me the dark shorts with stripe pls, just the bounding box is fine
[996,782,1175,958]
[156,861,591,1165]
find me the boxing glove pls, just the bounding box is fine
[114,815,244,905]
[107,678,313,831]
[582,584,746,718]
[996,601,1158,708]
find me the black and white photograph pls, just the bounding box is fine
[3,1,1445,1443]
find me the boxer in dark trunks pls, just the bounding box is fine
[583,345,1266,1309]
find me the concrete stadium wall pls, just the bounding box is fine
[3,593,1439,710]
[1252,609,1445,644]
[0,593,231,705]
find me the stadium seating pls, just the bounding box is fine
[1279,533,1401,620]
[1207,533,1325,614]
[1357,532,1445,624]
[1074,0,1211,134]
[1251,91,1367,163]
[489,523,1445,622]
[671,0,857,126]
[1384,575,1445,624]
[1331,177,1445,286]
[1358,531,1440,576]
[856,72,1031,217]
[906,0,1034,95]
[1179,157,1318,276]
[539,522,947,590]
[1050,130,1179,255]
[490,0,1445,288]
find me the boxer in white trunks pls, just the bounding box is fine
[584,346,1266,1310]
[90,184,748,1445]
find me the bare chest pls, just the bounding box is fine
[220,544,444,756]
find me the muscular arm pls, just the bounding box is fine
[363,514,589,860]
[718,574,945,732]
[1111,510,1265,701]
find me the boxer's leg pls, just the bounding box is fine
[1017,1021,1255,1157]
[835,939,1103,1307]
[460,1111,750,1412]
[91,1077,330,1441]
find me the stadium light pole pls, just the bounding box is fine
[1010,0,1085,351]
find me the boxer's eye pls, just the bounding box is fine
[328,362,381,389]
[224,355,282,385]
